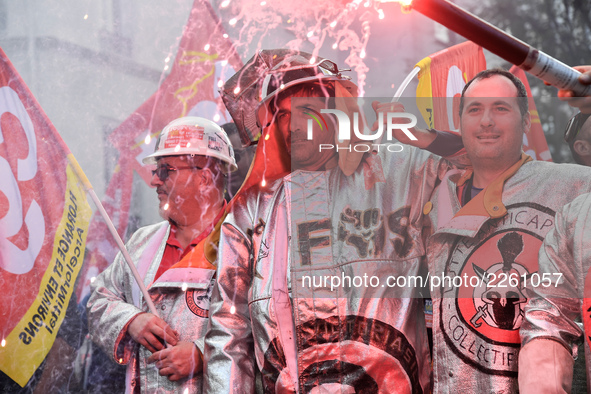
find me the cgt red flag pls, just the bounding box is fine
[0,48,92,386]
[77,0,243,302]
[415,41,486,132]
[510,66,552,161]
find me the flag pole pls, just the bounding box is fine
[392,66,420,103]
[66,154,161,318]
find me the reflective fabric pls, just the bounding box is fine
[425,158,591,393]
[521,192,591,393]
[87,222,213,393]
[204,146,457,394]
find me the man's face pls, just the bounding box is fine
[150,155,207,226]
[460,75,530,164]
[276,95,335,171]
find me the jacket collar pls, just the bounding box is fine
[434,153,532,236]
[455,153,532,220]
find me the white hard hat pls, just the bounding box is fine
[142,116,237,172]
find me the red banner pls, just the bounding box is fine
[0,48,92,386]
[415,41,487,132]
[77,0,243,301]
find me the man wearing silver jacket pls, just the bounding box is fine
[423,69,591,393]
[87,117,237,393]
[204,50,466,393]
[518,192,591,393]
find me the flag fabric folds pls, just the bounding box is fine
[0,48,92,387]
[77,0,243,302]
[415,41,486,132]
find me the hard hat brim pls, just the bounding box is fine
[142,151,237,173]
[255,75,358,130]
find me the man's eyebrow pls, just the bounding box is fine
[465,99,515,107]
[466,101,483,108]
[492,99,513,107]
[296,104,317,111]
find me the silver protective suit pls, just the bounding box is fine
[204,146,461,394]
[87,222,213,394]
[520,191,591,392]
[425,156,591,393]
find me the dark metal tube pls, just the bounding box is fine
[410,0,591,95]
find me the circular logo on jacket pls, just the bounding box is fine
[185,279,214,318]
[440,203,555,376]
[262,315,424,393]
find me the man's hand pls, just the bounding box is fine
[147,341,203,381]
[371,101,436,148]
[127,313,179,353]
[556,65,591,114]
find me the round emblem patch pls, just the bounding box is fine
[185,289,209,318]
[439,202,555,376]
[185,279,214,318]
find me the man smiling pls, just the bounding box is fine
[460,75,529,177]
[423,69,591,393]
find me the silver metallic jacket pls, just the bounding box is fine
[521,191,591,392]
[204,147,455,393]
[425,157,591,393]
[87,222,214,394]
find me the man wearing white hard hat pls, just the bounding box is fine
[87,117,236,393]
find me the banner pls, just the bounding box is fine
[510,66,552,161]
[77,0,243,301]
[415,41,486,132]
[0,48,92,387]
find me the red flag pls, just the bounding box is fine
[510,66,552,161]
[108,0,243,184]
[77,0,243,301]
[0,48,92,386]
[415,41,487,132]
